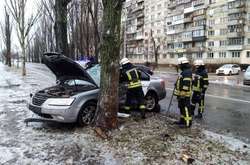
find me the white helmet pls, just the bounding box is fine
[194,59,204,66]
[120,58,130,65]
[177,57,189,65]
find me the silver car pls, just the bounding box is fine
[28,53,166,125]
[243,66,250,85]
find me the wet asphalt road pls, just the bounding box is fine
[158,73,250,143]
[18,64,250,143]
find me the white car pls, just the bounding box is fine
[243,66,250,85]
[216,64,241,76]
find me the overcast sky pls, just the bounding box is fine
[0,0,38,51]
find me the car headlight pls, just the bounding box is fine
[45,98,75,106]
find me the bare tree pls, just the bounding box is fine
[1,7,12,67]
[6,0,40,76]
[150,29,160,68]
[54,0,71,57]
[94,0,123,138]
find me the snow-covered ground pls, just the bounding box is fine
[0,63,249,164]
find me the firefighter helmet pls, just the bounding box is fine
[120,58,130,65]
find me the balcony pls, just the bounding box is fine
[192,36,206,41]
[228,6,246,14]
[172,19,184,25]
[168,2,177,9]
[184,6,194,14]
[166,29,183,35]
[182,36,193,42]
[137,20,144,26]
[186,47,205,53]
[227,32,244,38]
[227,18,245,26]
[227,45,243,51]
[167,48,175,53]
[192,25,206,31]
[137,13,144,18]
[184,17,192,23]
[132,5,144,13]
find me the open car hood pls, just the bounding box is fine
[42,53,98,87]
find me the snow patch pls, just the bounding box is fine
[0,147,15,164]
[204,130,250,153]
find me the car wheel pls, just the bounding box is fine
[78,102,96,126]
[145,93,160,112]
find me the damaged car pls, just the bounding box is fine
[27,53,166,125]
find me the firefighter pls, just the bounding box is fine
[174,57,193,128]
[120,58,146,119]
[191,60,209,118]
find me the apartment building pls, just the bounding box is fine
[123,0,145,61]
[206,0,250,64]
[123,0,250,65]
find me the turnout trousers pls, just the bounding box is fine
[191,91,205,115]
[178,97,192,127]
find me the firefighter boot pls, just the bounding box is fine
[195,113,203,119]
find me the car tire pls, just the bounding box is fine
[145,92,160,112]
[77,102,96,126]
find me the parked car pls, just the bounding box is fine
[243,66,250,85]
[28,53,166,125]
[216,64,241,76]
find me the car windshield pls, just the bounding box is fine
[247,67,250,72]
[87,65,101,87]
[221,65,232,69]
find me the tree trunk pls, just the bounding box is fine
[54,0,71,57]
[22,46,26,76]
[94,0,123,137]
[4,7,12,67]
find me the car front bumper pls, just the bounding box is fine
[243,79,250,85]
[28,103,77,123]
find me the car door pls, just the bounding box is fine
[139,70,150,95]
[232,65,239,74]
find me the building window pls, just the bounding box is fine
[208,30,215,36]
[178,54,183,58]
[208,41,214,47]
[209,0,216,4]
[220,29,227,35]
[219,52,227,58]
[208,52,214,58]
[228,38,243,45]
[220,40,227,46]
[247,52,250,58]
[163,54,167,59]
[208,19,215,26]
[170,54,174,58]
[151,6,155,11]
[157,4,161,10]
[232,51,240,58]
[248,38,250,45]
[196,52,203,59]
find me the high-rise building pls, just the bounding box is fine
[123,0,250,65]
[123,0,145,62]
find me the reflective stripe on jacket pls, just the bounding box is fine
[174,69,192,97]
[126,68,142,89]
[192,69,209,92]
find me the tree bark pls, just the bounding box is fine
[5,9,11,67]
[94,0,123,137]
[54,0,71,57]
